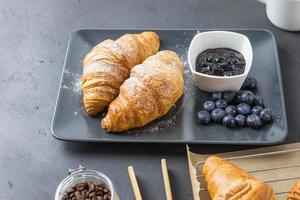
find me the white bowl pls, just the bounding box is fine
[188,31,253,92]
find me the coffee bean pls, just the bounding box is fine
[95,183,104,187]
[75,191,80,197]
[63,181,110,200]
[83,181,88,187]
[77,195,84,200]
[63,194,69,200]
[67,188,75,194]
[89,192,96,198]
[89,183,95,192]
[76,183,85,191]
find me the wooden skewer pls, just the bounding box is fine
[128,166,143,200]
[161,158,173,200]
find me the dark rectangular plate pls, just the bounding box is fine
[51,29,287,145]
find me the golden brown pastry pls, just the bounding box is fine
[101,50,184,132]
[203,156,276,200]
[81,32,160,116]
[287,180,300,200]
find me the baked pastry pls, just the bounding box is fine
[287,180,300,200]
[203,156,276,200]
[101,50,184,132]
[81,31,160,116]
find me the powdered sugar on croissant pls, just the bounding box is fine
[101,50,184,132]
[81,32,159,116]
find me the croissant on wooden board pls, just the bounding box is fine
[288,180,300,200]
[81,31,160,116]
[203,156,276,200]
[101,50,184,132]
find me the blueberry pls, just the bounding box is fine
[223,91,236,103]
[222,115,236,128]
[235,115,246,127]
[212,92,222,101]
[225,105,238,116]
[235,90,246,103]
[253,95,264,106]
[196,110,211,124]
[252,105,264,115]
[215,99,227,109]
[237,103,251,116]
[246,114,263,129]
[202,101,215,112]
[211,108,226,123]
[240,91,255,104]
[260,108,273,123]
[242,76,257,91]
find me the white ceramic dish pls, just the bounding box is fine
[188,31,253,92]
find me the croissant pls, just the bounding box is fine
[81,31,160,116]
[101,50,184,132]
[287,180,300,200]
[203,156,276,200]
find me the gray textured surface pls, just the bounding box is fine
[0,0,300,199]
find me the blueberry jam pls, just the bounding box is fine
[195,48,246,76]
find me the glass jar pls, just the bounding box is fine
[55,166,119,200]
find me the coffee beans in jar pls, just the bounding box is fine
[62,181,111,200]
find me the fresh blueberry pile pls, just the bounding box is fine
[196,76,273,129]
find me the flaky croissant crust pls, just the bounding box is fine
[81,32,160,116]
[203,156,276,200]
[288,180,300,200]
[101,50,184,132]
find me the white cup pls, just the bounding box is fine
[258,0,300,31]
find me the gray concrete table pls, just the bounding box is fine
[1,0,300,199]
